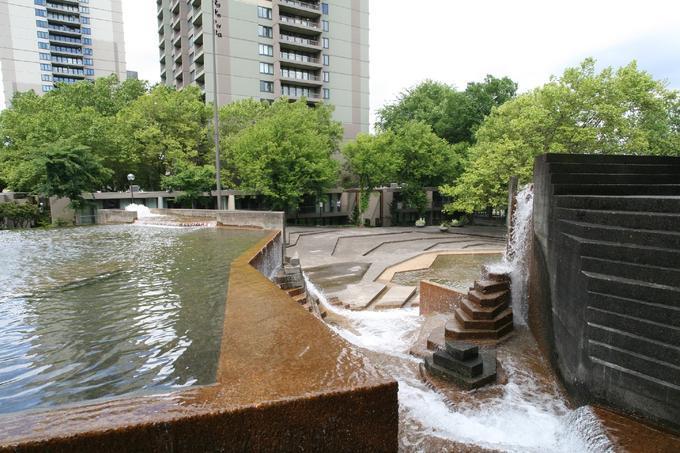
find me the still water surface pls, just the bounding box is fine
[0,225,265,414]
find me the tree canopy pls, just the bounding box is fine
[342,121,462,215]
[376,76,517,144]
[224,98,343,211]
[442,59,680,213]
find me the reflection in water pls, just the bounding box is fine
[0,225,265,414]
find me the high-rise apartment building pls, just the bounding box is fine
[157,0,369,139]
[0,0,127,107]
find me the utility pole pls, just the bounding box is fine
[212,0,223,210]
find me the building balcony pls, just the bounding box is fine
[280,73,323,87]
[191,0,201,7]
[47,13,80,26]
[50,45,82,56]
[47,23,81,36]
[171,0,180,14]
[173,50,182,64]
[51,66,85,77]
[279,34,321,51]
[280,52,322,70]
[48,34,82,45]
[279,15,321,36]
[278,0,321,17]
[194,46,205,64]
[46,3,80,15]
[193,28,204,45]
[172,32,182,47]
[172,15,181,31]
[191,9,203,27]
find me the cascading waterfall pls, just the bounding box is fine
[488,184,534,325]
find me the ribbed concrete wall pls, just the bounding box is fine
[530,153,680,433]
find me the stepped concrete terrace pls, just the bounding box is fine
[287,226,506,310]
[531,153,680,434]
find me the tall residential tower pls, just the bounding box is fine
[157,0,369,139]
[0,0,127,107]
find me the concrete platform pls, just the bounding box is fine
[373,285,416,310]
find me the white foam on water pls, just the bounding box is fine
[125,203,160,219]
[487,184,534,325]
[305,276,614,452]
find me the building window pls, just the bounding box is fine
[39,52,50,60]
[260,80,274,93]
[80,6,89,13]
[258,43,273,56]
[258,25,273,38]
[82,28,91,35]
[85,68,95,75]
[35,8,46,16]
[34,0,46,4]
[41,74,52,81]
[80,17,90,24]
[37,31,48,38]
[323,54,329,66]
[323,71,329,82]
[322,20,329,32]
[40,63,51,71]
[259,62,274,74]
[84,48,93,55]
[36,20,48,28]
[323,88,330,99]
[322,38,329,49]
[321,3,329,14]
[83,37,92,45]
[42,85,53,92]
[257,6,272,20]
[84,58,93,66]
[38,41,49,49]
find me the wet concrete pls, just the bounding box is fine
[0,231,398,452]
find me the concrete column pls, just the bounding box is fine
[227,195,236,211]
[158,196,164,209]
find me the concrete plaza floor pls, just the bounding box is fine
[286,225,506,310]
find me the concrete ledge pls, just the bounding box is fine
[148,208,285,232]
[420,280,465,316]
[96,209,137,225]
[0,231,398,452]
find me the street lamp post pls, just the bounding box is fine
[127,173,135,206]
[212,0,223,210]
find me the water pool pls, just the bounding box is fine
[0,225,266,414]
[391,253,502,292]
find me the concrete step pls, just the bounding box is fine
[373,285,416,310]
[587,306,680,346]
[552,173,680,185]
[555,195,680,214]
[474,280,510,294]
[433,350,484,378]
[545,154,680,165]
[292,293,307,305]
[588,322,680,367]
[445,341,479,361]
[286,287,305,298]
[455,307,513,330]
[588,340,680,386]
[553,184,680,196]
[584,271,680,307]
[460,297,509,320]
[556,207,680,231]
[549,162,680,175]
[445,317,513,341]
[560,220,680,250]
[582,257,680,287]
[467,289,509,308]
[588,291,680,327]
[567,235,680,269]
[423,353,497,390]
[426,328,445,351]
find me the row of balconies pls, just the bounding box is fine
[46,2,80,14]
[47,13,80,24]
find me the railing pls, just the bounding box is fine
[49,34,82,44]
[50,45,82,55]
[280,34,319,46]
[281,53,319,64]
[280,0,320,11]
[47,13,80,24]
[281,72,321,81]
[46,2,80,13]
[47,23,81,34]
[279,15,320,28]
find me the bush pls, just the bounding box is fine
[0,202,41,229]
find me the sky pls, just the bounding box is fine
[122,0,680,126]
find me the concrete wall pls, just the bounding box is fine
[530,153,680,433]
[150,208,285,232]
[419,280,464,316]
[96,209,136,225]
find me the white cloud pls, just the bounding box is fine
[121,0,680,125]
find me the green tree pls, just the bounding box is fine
[227,99,342,211]
[341,131,402,215]
[376,76,517,145]
[161,164,215,208]
[115,85,212,191]
[443,59,680,213]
